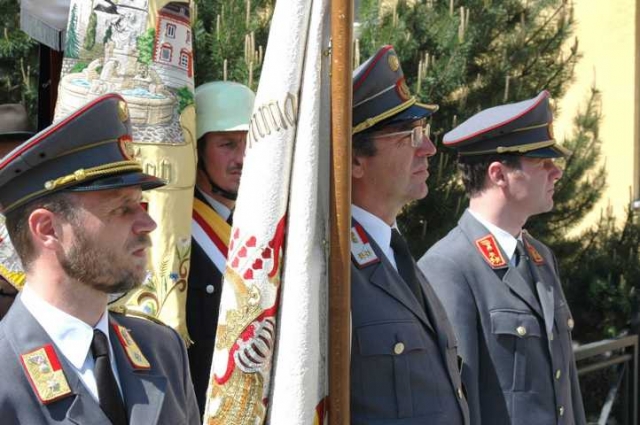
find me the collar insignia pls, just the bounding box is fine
[524,239,544,265]
[351,223,380,269]
[475,235,507,269]
[112,324,151,370]
[20,344,72,404]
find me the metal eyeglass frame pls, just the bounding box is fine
[370,124,431,148]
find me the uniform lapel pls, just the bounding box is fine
[64,372,112,425]
[4,297,111,424]
[109,317,167,425]
[417,269,454,352]
[358,225,435,334]
[523,235,555,335]
[458,210,544,319]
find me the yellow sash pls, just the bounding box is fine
[192,198,231,250]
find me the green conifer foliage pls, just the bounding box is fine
[194,0,274,90]
[357,0,582,252]
[84,12,98,51]
[65,4,80,59]
[357,1,640,344]
[0,0,38,117]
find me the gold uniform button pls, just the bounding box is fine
[567,318,575,330]
[393,342,405,355]
[555,369,561,380]
[558,406,565,416]
[516,326,527,336]
[457,387,464,399]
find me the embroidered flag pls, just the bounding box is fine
[203,0,330,423]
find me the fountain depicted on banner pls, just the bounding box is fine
[56,0,193,144]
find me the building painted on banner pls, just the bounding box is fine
[153,2,193,87]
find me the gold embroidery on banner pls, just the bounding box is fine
[205,369,265,424]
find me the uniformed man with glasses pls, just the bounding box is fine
[349,45,470,425]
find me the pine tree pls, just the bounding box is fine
[194,0,274,91]
[65,4,80,59]
[0,0,39,118]
[84,12,98,51]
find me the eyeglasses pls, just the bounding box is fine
[371,124,431,148]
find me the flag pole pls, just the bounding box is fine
[329,0,353,423]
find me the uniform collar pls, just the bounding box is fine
[467,208,519,263]
[197,187,232,220]
[351,204,398,270]
[20,283,112,370]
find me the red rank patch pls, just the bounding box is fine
[475,235,507,269]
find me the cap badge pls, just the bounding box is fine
[396,78,411,101]
[474,235,507,269]
[351,223,380,269]
[388,54,400,72]
[117,100,129,122]
[118,135,135,160]
[112,324,151,369]
[20,345,72,404]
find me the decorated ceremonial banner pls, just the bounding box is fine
[203,0,330,422]
[54,0,197,340]
[0,216,25,289]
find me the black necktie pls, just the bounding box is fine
[226,212,233,226]
[390,229,425,309]
[515,240,536,289]
[91,329,127,425]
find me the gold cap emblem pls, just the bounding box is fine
[388,54,400,72]
[396,79,412,101]
[117,100,129,122]
[118,135,135,160]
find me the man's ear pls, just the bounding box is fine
[487,161,508,188]
[352,154,366,179]
[28,208,62,251]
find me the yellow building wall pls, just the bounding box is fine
[554,0,640,232]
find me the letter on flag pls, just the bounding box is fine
[202,0,330,423]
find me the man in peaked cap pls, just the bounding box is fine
[0,104,34,320]
[349,45,469,424]
[0,94,200,424]
[418,91,586,424]
[188,80,255,414]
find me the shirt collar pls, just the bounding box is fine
[21,284,112,369]
[467,208,519,262]
[351,204,398,269]
[197,188,232,220]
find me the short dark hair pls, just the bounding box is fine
[352,131,377,158]
[4,192,78,270]
[458,154,522,196]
